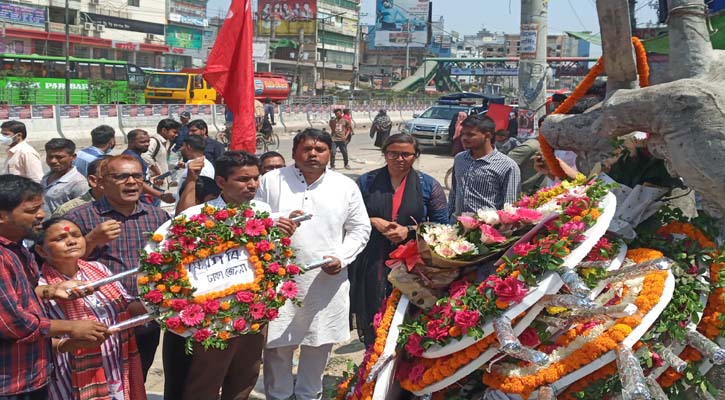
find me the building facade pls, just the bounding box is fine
[0,0,210,69]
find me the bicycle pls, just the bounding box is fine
[255,131,280,154]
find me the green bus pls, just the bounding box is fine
[0,53,146,105]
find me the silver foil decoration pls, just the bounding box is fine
[365,354,393,384]
[493,317,549,366]
[601,257,672,285]
[564,303,639,320]
[540,294,595,310]
[108,313,155,333]
[576,260,611,270]
[696,387,717,400]
[644,376,668,400]
[538,386,556,400]
[657,345,688,373]
[616,344,652,400]
[685,330,725,365]
[536,315,571,329]
[560,268,590,297]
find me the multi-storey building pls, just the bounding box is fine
[0,0,210,69]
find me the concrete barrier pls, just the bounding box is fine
[8,101,431,150]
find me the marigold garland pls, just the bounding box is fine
[539,37,650,179]
[482,248,666,398]
[340,289,401,400]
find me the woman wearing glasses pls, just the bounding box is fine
[349,134,448,347]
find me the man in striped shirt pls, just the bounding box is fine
[448,114,521,222]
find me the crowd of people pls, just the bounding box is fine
[0,94,604,400]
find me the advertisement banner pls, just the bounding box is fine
[80,105,99,118]
[99,105,118,117]
[169,0,207,20]
[166,25,203,49]
[31,105,54,119]
[257,0,316,36]
[81,12,165,35]
[517,108,536,138]
[520,24,538,60]
[374,0,429,48]
[0,3,45,27]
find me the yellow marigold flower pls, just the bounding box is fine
[218,331,230,341]
[138,276,150,285]
[547,306,567,315]
[204,220,216,229]
[170,285,181,294]
[204,205,215,215]
[263,253,272,261]
[250,323,260,331]
[156,284,167,292]
[152,273,162,282]
[151,233,164,242]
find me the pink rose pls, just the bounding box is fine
[266,308,279,320]
[281,237,291,246]
[513,242,537,256]
[287,264,300,275]
[514,208,543,224]
[263,218,275,228]
[144,290,164,304]
[232,227,244,236]
[453,310,479,333]
[145,252,164,266]
[479,224,506,244]
[165,316,181,330]
[651,351,664,368]
[170,299,188,311]
[163,270,179,281]
[242,208,255,218]
[236,291,255,303]
[267,262,280,274]
[457,215,480,230]
[404,333,424,357]
[192,328,213,343]
[256,240,272,253]
[517,195,534,208]
[478,275,502,294]
[233,318,247,332]
[169,225,186,235]
[408,364,426,384]
[430,303,453,319]
[426,320,449,341]
[203,300,221,315]
[497,210,522,225]
[518,327,540,348]
[449,280,469,299]
[494,276,528,303]
[214,210,230,221]
[559,220,586,238]
[189,213,207,224]
[250,303,267,320]
[266,288,277,300]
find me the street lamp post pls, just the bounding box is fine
[64,0,70,104]
[318,12,346,98]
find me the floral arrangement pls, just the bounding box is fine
[421,203,544,261]
[138,204,302,351]
[579,235,622,288]
[396,180,610,352]
[336,289,401,400]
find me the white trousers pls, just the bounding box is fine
[263,343,334,400]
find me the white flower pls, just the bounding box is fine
[421,231,437,246]
[536,201,560,218]
[449,240,478,256]
[476,208,500,226]
[434,243,457,259]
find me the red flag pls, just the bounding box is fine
[485,103,513,131]
[203,0,255,152]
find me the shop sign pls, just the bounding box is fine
[0,3,45,27]
[81,12,165,35]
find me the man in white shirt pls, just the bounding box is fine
[143,118,181,185]
[1,121,43,183]
[176,135,214,200]
[167,150,298,400]
[256,129,371,400]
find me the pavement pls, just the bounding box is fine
[143,129,456,399]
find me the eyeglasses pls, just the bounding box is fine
[106,173,144,183]
[384,151,416,160]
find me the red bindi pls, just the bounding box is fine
[63,226,70,232]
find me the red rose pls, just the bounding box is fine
[256,240,272,252]
[163,270,179,281]
[165,316,181,330]
[453,310,480,333]
[281,237,291,247]
[287,264,300,275]
[405,333,424,357]
[518,327,540,348]
[267,262,280,274]
[144,290,163,304]
[250,303,267,320]
[192,328,212,343]
[478,275,502,294]
[242,209,255,218]
[236,291,255,303]
[263,218,275,228]
[145,252,164,265]
[169,225,187,235]
[266,288,276,299]
[214,210,230,221]
[170,299,188,311]
[426,320,449,341]
[203,300,221,315]
[266,308,279,320]
[494,276,528,304]
[430,303,453,319]
[233,318,247,332]
[449,280,469,299]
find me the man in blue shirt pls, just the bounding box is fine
[74,125,115,177]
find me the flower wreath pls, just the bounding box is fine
[138,204,301,351]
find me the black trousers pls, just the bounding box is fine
[330,140,349,168]
[0,387,47,400]
[135,323,161,381]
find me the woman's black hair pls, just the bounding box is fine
[35,217,78,246]
[381,133,421,157]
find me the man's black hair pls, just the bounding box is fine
[0,174,43,212]
[1,120,27,140]
[127,129,148,143]
[44,138,76,154]
[292,128,333,154]
[461,114,496,135]
[157,118,182,134]
[260,151,286,164]
[179,176,222,204]
[189,119,209,134]
[214,151,260,179]
[90,125,115,147]
[87,156,108,177]
[183,135,207,153]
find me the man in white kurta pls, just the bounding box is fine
[256,129,371,400]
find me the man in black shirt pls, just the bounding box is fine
[188,119,225,163]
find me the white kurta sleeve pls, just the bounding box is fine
[337,182,371,267]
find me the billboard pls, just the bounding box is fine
[374,0,429,48]
[257,0,317,36]
[166,25,203,49]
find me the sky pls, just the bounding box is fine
[206,0,660,56]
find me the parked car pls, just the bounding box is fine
[402,92,505,148]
